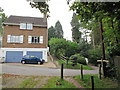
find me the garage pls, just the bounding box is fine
[27,51,43,59]
[6,51,23,63]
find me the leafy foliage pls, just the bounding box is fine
[107,43,120,57]
[0,7,7,35]
[48,26,56,40]
[28,0,50,15]
[71,13,82,43]
[48,21,63,40]
[55,21,63,38]
[65,41,79,57]
[77,41,91,58]
[88,47,102,65]
[49,38,78,58]
[70,54,86,65]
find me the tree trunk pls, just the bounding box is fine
[100,19,106,60]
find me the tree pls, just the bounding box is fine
[0,7,7,35]
[49,38,79,58]
[48,26,56,40]
[49,38,68,58]
[48,21,63,40]
[69,2,120,60]
[27,0,50,16]
[55,21,63,38]
[69,2,120,79]
[71,13,82,43]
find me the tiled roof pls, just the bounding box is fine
[4,15,47,26]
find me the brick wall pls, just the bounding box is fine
[2,25,48,48]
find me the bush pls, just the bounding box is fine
[70,54,86,65]
[49,38,79,58]
[107,43,120,57]
[88,48,102,65]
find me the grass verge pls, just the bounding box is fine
[19,76,39,88]
[58,60,93,70]
[43,77,76,88]
[3,74,76,88]
[73,74,118,88]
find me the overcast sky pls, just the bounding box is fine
[0,0,73,40]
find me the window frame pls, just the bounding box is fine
[28,36,43,44]
[20,23,33,30]
[7,35,23,43]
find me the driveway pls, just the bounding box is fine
[1,64,98,76]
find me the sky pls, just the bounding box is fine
[0,0,73,40]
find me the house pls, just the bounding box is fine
[1,15,48,63]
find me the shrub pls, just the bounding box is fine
[70,54,86,65]
[49,38,79,58]
[107,43,120,57]
[88,48,102,65]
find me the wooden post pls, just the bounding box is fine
[98,64,101,79]
[101,59,105,78]
[61,64,63,80]
[81,65,83,80]
[91,76,94,90]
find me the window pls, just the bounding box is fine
[27,23,33,30]
[20,23,26,29]
[7,35,23,43]
[20,23,33,30]
[28,36,43,44]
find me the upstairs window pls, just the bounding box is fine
[7,35,23,43]
[28,36,43,44]
[20,23,33,30]
[27,23,33,30]
[20,23,26,29]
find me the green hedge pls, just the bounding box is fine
[70,54,86,65]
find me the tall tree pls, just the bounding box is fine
[48,21,64,40]
[48,26,56,40]
[55,21,63,38]
[69,2,120,60]
[71,13,82,43]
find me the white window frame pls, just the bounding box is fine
[27,23,33,30]
[7,35,23,43]
[28,36,43,44]
[20,23,33,30]
[20,23,26,29]
[40,36,43,43]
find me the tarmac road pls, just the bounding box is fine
[1,64,99,76]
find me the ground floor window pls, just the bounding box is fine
[7,35,23,43]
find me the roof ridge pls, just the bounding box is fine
[10,15,44,19]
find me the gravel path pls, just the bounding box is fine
[1,64,98,76]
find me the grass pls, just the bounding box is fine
[43,77,76,88]
[58,60,93,70]
[73,74,118,88]
[3,74,76,88]
[19,77,39,88]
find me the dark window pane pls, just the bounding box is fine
[35,37,37,43]
[38,37,40,43]
[32,37,34,43]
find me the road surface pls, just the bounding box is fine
[1,64,99,76]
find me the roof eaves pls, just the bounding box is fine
[3,23,47,27]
